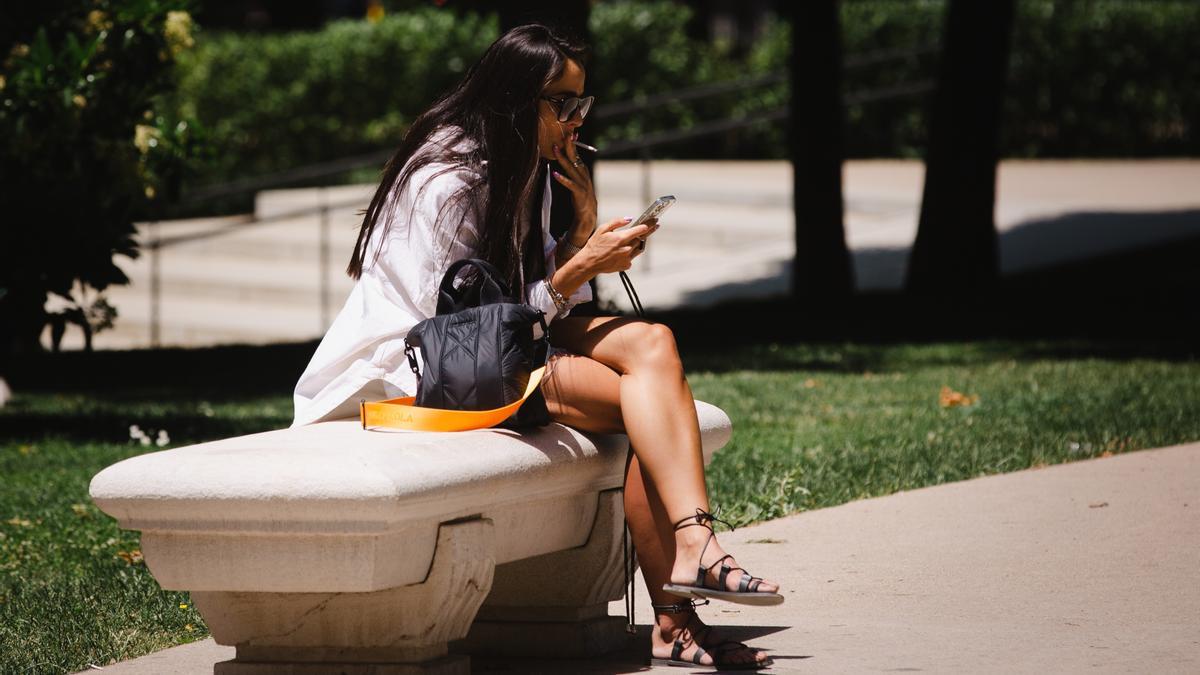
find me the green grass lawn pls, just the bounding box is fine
[2,339,1198,672]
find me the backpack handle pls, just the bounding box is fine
[436,258,514,315]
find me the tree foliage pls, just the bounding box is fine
[0,0,202,354]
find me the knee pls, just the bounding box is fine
[628,322,682,372]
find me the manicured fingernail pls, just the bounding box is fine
[623,216,634,221]
[552,171,561,178]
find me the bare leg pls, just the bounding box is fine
[545,316,778,593]
[542,344,767,665]
[543,315,780,622]
[626,451,769,666]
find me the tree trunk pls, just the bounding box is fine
[906,0,1015,294]
[787,2,854,299]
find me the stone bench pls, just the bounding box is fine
[89,401,733,674]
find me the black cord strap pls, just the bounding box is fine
[652,598,710,615]
[619,269,644,634]
[618,270,644,316]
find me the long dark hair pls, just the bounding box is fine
[346,24,589,292]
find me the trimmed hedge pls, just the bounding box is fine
[1004,0,1199,156]
[749,0,1200,158]
[170,0,1199,188]
[168,8,497,182]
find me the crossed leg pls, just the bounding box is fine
[540,315,776,666]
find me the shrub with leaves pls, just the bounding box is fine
[168,8,497,185]
[0,1,203,355]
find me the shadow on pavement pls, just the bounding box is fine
[847,208,1200,290]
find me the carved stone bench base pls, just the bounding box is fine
[454,489,635,659]
[200,519,493,674]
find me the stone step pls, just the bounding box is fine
[141,213,362,264]
[119,245,356,306]
[75,292,331,351]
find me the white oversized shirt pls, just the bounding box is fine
[291,132,591,427]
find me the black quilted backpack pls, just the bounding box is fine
[399,258,551,430]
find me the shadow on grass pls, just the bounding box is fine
[3,341,318,394]
[0,342,310,444]
[0,410,290,446]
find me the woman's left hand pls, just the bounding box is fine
[551,133,598,238]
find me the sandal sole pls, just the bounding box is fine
[650,657,768,671]
[662,583,785,606]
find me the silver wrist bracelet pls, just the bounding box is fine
[543,277,569,313]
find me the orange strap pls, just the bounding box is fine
[360,366,547,432]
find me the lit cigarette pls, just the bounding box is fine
[573,140,598,153]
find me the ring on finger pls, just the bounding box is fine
[637,239,646,251]
[571,158,582,168]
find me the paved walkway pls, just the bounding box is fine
[91,442,1200,673]
[52,160,1200,350]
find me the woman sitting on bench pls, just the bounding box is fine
[293,23,781,671]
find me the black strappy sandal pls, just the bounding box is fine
[649,599,773,671]
[662,509,784,606]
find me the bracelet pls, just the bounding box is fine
[543,277,569,313]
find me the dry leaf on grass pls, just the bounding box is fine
[939,386,979,408]
[116,549,144,565]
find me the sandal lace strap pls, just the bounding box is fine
[651,598,710,615]
[697,552,734,588]
[670,507,735,533]
[669,638,709,666]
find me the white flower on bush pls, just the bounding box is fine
[129,424,170,447]
[133,124,159,154]
[164,11,195,56]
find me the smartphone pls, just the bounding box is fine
[619,195,675,230]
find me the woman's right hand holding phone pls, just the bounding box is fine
[581,216,659,274]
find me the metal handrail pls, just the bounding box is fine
[594,45,936,120]
[598,107,790,156]
[148,197,367,250]
[592,72,788,119]
[181,148,393,205]
[844,44,938,69]
[845,80,935,106]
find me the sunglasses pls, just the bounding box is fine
[541,95,595,123]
